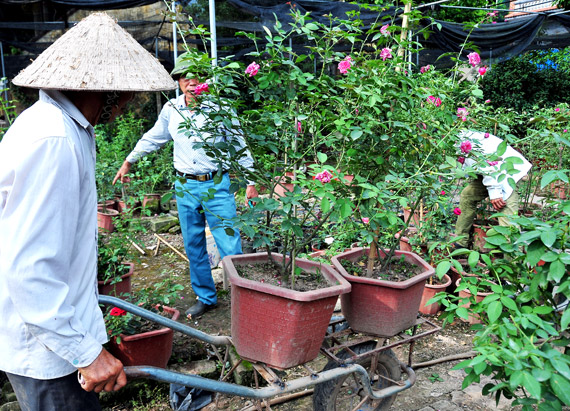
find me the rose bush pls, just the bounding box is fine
[174,4,491,284]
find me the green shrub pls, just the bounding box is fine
[481,51,570,112]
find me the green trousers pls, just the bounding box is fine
[454,176,519,247]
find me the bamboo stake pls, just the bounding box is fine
[154,233,189,262]
[126,236,146,256]
[153,237,161,257]
[396,1,413,69]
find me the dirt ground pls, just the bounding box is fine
[115,231,519,411]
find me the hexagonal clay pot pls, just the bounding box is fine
[331,247,434,337]
[224,252,351,370]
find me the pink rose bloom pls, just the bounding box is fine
[492,21,497,24]
[457,107,469,121]
[467,52,481,67]
[478,66,487,76]
[453,207,462,216]
[380,47,392,61]
[440,190,445,195]
[361,217,370,224]
[194,82,209,96]
[457,156,465,164]
[338,56,352,74]
[355,108,359,114]
[427,96,442,107]
[555,108,561,112]
[564,129,568,133]
[460,140,472,154]
[487,160,499,166]
[297,121,302,133]
[314,170,333,184]
[484,132,490,138]
[485,99,491,104]
[420,65,431,73]
[381,24,390,36]
[245,61,260,77]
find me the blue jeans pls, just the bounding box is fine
[175,173,242,305]
[6,371,100,411]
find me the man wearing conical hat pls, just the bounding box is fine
[0,13,176,410]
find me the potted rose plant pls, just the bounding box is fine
[97,231,134,297]
[172,4,493,361]
[104,278,184,368]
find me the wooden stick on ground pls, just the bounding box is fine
[240,389,314,411]
[126,236,146,256]
[412,350,477,369]
[154,233,189,262]
[153,237,161,257]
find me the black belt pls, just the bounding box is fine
[176,170,226,182]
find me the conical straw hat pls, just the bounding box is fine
[13,12,177,92]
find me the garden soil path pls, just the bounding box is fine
[123,232,520,411]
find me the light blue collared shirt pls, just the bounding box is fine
[0,89,106,378]
[126,95,255,183]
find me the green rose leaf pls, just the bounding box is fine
[551,373,570,405]
[488,300,503,323]
[522,371,541,399]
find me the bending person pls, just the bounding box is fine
[453,130,532,249]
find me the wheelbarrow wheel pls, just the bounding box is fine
[313,342,401,411]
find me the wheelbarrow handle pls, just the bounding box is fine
[99,295,232,346]
[124,362,416,401]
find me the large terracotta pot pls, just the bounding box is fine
[108,306,180,368]
[224,252,351,370]
[98,199,117,210]
[97,207,119,233]
[419,274,452,315]
[98,262,134,297]
[331,247,434,337]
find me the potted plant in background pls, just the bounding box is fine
[96,160,120,233]
[97,230,134,297]
[104,278,184,368]
[132,157,167,214]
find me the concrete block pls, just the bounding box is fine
[149,215,180,233]
[228,347,253,386]
[168,225,182,234]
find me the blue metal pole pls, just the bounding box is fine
[125,363,415,400]
[99,295,231,346]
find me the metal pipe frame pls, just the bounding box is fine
[124,362,416,400]
[99,296,417,401]
[98,295,232,346]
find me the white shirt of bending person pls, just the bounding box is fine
[0,89,107,378]
[459,130,532,201]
